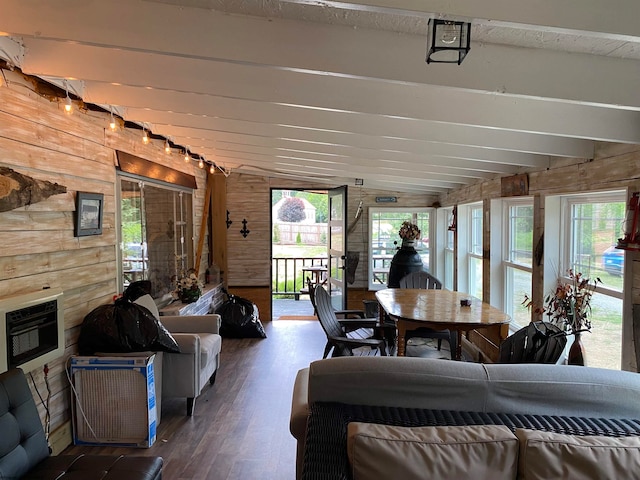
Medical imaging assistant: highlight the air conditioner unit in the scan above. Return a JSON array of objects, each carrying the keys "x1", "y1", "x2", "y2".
[{"x1": 70, "y1": 355, "x2": 158, "y2": 448}]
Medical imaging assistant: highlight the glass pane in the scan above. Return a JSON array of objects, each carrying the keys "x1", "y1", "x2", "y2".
[
  {"x1": 581, "y1": 293, "x2": 622, "y2": 370},
  {"x1": 470, "y1": 206, "x2": 482, "y2": 255},
  {"x1": 506, "y1": 266, "x2": 531, "y2": 326},
  {"x1": 570, "y1": 201, "x2": 625, "y2": 292},
  {"x1": 369, "y1": 209, "x2": 431, "y2": 287},
  {"x1": 330, "y1": 195, "x2": 343, "y2": 221},
  {"x1": 121, "y1": 180, "x2": 147, "y2": 289},
  {"x1": 468, "y1": 256, "x2": 482, "y2": 299},
  {"x1": 120, "y1": 178, "x2": 193, "y2": 299},
  {"x1": 330, "y1": 225, "x2": 343, "y2": 250},
  {"x1": 444, "y1": 250, "x2": 454, "y2": 290},
  {"x1": 509, "y1": 204, "x2": 533, "y2": 266}
]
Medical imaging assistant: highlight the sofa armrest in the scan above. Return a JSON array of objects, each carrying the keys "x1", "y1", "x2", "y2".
[
  {"x1": 170, "y1": 333, "x2": 200, "y2": 355},
  {"x1": 290, "y1": 368, "x2": 310, "y2": 480},
  {"x1": 160, "y1": 314, "x2": 221, "y2": 335}
]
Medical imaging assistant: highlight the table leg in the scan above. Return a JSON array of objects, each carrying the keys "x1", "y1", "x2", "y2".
[
  {"x1": 455, "y1": 330, "x2": 463, "y2": 361},
  {"x1": 397, "y1": 320, "x2": 406, "y2": 356}
]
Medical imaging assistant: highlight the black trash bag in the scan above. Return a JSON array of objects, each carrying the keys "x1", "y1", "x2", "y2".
[
  {"x1": 78, "y1": 297, "x2": 180, "y2": 355},
  {"x1": 122, "y1": 280, "x2": 152, "y2": 302},
  {"x1": 216, "y1": 290, "x2": 267, "y2": 339}
]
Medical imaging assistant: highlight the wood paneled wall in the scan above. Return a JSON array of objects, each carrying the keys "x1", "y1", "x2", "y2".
[{"x1": 0, "y1": 76, "x2": 209, "y2": 445}]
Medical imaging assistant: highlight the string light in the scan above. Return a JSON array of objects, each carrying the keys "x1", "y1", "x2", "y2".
[
  {"x1": 184, "y1": 147, "x2": 190, "y2": 163},
  {"x1": 64, "y1": 80, "x2": 73, "y2": 114},
  {"x1": 109, "y1": 108, "x2": 117, "y2": 131},
  {"x1": 164, "y1": 138, "x2": 171, "y2": 154},
  {"x1": 198, "y1": 156, "x2": 204, "y2": 169},
  {"x1": 142, "y1": 129, "x2": 149, "y2": 144},
  {"x1": 209, "y1": 163, "x2": 215, "y2": 174}
]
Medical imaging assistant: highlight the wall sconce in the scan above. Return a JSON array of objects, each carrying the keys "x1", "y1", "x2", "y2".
[{"x1": 426, "y1": 19, "x2": 471, "y2": 65}]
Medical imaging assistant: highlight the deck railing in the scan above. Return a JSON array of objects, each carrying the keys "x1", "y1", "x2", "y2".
[{"x1": 272, "y1": 256, "x2": 327, "y2": 299}]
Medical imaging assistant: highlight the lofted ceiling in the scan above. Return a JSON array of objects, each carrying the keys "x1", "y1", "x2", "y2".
[{"x1": 1, "y1": 0, "x2": 639, "y2": 194}]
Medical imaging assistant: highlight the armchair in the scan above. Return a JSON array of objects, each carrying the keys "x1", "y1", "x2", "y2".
[
  {"x1": 313, "y1": 285, "x2": 387, "y2": 357},
  {"x1": 160, "y1": 314, "x2": 222, "y2": 416},
  {"x1": 132, "y1": 293, "x2": 222, "y2": 416}
]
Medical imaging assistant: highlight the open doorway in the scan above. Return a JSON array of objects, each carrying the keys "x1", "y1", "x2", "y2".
[{"x1": 271, "y1": 189, "x2": 328, "y2": 320}]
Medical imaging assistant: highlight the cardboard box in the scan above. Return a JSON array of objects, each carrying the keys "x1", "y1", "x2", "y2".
[{"x1": 70, "y1": 355, "x2": 157, "y2": 448}]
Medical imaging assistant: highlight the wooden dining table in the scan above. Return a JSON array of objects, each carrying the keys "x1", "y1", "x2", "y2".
[{"x1": 375, "y1": 288, "x2": 511, "y2": 360}]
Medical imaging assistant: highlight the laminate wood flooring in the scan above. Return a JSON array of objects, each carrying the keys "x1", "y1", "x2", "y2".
[{"x1": 63, "y1": 320, "x2": 327, "y2": 480}]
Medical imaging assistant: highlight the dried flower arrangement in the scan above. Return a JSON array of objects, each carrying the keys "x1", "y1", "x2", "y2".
[{"x1": 398, "y1": 221, "x2": 421, "y2": 241}]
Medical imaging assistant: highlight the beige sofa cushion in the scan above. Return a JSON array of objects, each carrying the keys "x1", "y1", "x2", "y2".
[
  {"x1": 347, "y1": 422, "x2": 518, "y2": 480},
  {"x1": 516, "y1": 428, "x2": 640, "y2": 480}
]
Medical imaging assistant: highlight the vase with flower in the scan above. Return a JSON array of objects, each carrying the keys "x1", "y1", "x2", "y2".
[
  {"x1": 387, "y1": 221, "x2": 424, "y2": 287},
  {"x1": 524, "y1": 269, "x2": 601, "y2": 366},
  {"x1": 173, "y1": 268, "x2": 203, "y2": 304}
]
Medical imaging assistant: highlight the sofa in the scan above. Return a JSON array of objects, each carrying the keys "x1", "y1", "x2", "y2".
[
  {"x1": 0, "y1": 367, "x2": 163, "y2": 479},
  {"x1": 290, "y1": 357, "x2": 640, "y2": 480}
]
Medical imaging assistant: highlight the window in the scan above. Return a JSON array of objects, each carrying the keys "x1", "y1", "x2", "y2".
[
  {"x1": 468, "y1": 204, "x2": 483, "y2": 299},
  {"x1": 560, "y1": 192, "x2": 625, "y2": 370},
  {"x1": 504, "y1": 200, "x2": 533, "y2": 326},
  {"x1": 368, "y1": 207, "x2": 432, "y2": 290},
  {"x1": 443, "y1": 208, "x2": 455, "y2": 291},
  {"x1": 118, "y1": 176, "x2": 194, "y2": 299}
]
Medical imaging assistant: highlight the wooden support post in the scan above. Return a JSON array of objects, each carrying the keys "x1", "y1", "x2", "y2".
[{"x1": 194, "y1": 171, "x2": 215, "y2": 273}]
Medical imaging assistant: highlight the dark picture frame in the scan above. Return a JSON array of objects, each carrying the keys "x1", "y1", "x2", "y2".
[{"x1": 74, "y1": 192, "x2": 104, "y2": 237}]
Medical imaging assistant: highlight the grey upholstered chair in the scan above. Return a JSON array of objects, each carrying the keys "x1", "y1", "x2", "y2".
[{"x1": 398, "y1": 270, "x2": 457, "y2": 359}]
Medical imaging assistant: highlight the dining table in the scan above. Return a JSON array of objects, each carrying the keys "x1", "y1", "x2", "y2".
[{"x1": 375, "y1": 288, "x2": 511, "y2": 360}]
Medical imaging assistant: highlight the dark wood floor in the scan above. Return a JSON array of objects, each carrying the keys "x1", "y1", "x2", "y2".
[{"x1": 63, "y1": 320, "x2": 327, "y2": 479}]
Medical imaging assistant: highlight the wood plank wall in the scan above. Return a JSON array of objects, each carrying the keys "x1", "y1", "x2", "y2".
[{"x1": 0, "y1": 75, "x2": 209, "y2": 445}]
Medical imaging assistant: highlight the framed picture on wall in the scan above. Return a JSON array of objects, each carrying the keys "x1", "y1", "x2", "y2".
[{"x1": 74, "y1": 192, "x2": 104, "y2": 237}]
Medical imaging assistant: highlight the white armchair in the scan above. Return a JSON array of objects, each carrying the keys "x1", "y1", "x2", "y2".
[{"x1": 157, "y1": 314, "x2": 222, "y2": 416}]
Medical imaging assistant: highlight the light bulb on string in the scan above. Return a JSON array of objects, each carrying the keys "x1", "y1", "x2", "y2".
[
  {"x1": 184, "y1": 147, "x2": 190, "y2": 163},
  {"x1": 63, "y1": 81, "x2": 73, "y2": 114},
  {"x1": 198, "y1": 156, "x2": 204, "y2": 169},
  {"x1": 209, "y1": 163, "x2": 215, "y2": 174},
  {"x1": 109, "y1": 108, "x2": 117, "y2": 131},
  {"x1": 164, "y1": 139, "x2": 171, "y2": 154},
  {"x1": 142, "y1": 129, "x2": 149, "y2": 144}
]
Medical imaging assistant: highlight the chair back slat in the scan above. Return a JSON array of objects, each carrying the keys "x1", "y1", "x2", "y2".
[
  {"x1": 498, "y1": 321, "x2": 567, "y2": 364},
  {"x1": 399, "y1": 271, "x2": 442, "y2": 290},
  {"x1": 313, "y1": 285, "x2": 344, "y2": 339}
]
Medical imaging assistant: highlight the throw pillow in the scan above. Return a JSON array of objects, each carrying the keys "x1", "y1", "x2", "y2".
[
  {"x1": 516, "y1": 428, "x2": 640, "y2": 480},
  {"x1": 347, "y1": 422, "x2": 518, "y2": 480}
]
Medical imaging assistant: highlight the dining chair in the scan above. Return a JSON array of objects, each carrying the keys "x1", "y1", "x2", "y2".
[
  {"x1": 398, "y1": 271, "x2": 457, "y2": 359},
  {"x1": 312, "y1": 284, "x2": 387, "y2": 357},
  {"x1": 498, "y1": 321, "x2": 566, "y2": 364}
]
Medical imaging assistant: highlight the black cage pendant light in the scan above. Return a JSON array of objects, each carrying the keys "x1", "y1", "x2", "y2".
[{"x1": 426, "y1": 19, "x2": 471, "y2": 65}]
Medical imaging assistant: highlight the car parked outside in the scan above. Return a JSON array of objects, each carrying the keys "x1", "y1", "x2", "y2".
[{"x1": 602, "y1": 245, "x2": 624, "y2": 276}]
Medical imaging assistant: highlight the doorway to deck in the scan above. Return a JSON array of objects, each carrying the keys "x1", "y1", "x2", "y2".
[{"x1": 271, "y1": 188, "x2": 328, "y2": 320}]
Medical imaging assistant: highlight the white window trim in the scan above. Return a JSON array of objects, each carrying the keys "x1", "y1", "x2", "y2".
[{"x1": 367, "y1": 206, "x2": 434, "y2": 291}]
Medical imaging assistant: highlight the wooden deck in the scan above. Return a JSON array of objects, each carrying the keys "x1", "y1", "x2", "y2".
[{"x1": 63, "y1": 320, "x2": 327, "y2": 480}]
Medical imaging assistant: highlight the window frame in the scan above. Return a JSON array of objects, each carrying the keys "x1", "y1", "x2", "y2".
[
  {"x1": 367, "y1": 206, "x2": 434, "y2": 291},
  {"x1": 502, "y1": 197, "x2": 534, "y2": 326},
  {"x1": 116, "y1": 172, "x2": 195, "y2": 297}
]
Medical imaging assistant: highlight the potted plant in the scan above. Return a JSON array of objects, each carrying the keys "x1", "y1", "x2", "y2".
[
  {"x1": 173, "y1": 268, "x2": 202, "y2": 304},
  {"x1": 524, "y1": 269, "x2": 601, "y2": 365}
]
